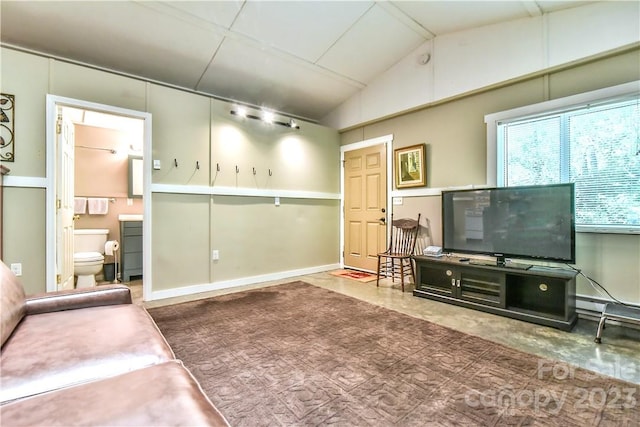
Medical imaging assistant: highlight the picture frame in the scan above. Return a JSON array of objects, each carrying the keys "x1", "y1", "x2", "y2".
[{"x1": 394, "y1": 143, "x2": 426, "y2": 188}]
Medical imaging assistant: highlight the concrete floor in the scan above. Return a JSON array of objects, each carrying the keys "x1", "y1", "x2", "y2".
[{"x1": 125, "y1": 271, "x2": 640, "y2": 385}]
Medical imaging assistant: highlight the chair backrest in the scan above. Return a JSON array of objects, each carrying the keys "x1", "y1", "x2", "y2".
[{"x1": 387, "y1": 214, "x2": 421, "y2": 255}]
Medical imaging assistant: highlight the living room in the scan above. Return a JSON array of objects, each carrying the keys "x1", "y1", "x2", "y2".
[
  {"x1": 1, "y1": 1, "x2": 639, "y2": 424},
  {"x1": 1, "y1": 0, "x2": 637, "y2": 309}
]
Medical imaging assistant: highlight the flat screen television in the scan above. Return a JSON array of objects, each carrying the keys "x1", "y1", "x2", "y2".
[{"x1": 442, "y1": 183, "x2": 575, "y2": 269}]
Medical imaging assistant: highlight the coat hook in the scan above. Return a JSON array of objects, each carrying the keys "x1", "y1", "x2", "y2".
[
  {"x1": 216, "y1": 163, "x2": 220, "y2": 172},
  {"x1": 196, "y1": 161, "x2": 200, "y2": 170},
  {"x1": 269, "y1": 169, "x2": 272, "y2": 176},
  {"x1": 235, "y1": 165, "x2": 239, "y2": 173},
  {"x1": 253, "y1": 167, "x2": 256, "y2": 175},
  {"x1": 174, "y1": 158, "x2": 178, "y2": 167}
]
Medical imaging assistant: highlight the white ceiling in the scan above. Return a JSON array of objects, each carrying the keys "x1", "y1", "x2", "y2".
[{"x1": 0, "y1": 1, "x2": 594, "y2": 122}]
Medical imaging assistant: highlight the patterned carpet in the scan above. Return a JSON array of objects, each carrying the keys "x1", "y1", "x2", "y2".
[{"x1": 149, "y1": 282, "x2": 639, "y2": 426}]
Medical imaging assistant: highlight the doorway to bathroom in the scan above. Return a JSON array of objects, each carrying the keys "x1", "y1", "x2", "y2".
[{"x1": 45, "y1": 95, "x2": 151, "y2": 300}]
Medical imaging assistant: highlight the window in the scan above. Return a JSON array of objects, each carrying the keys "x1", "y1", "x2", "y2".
[{"x1": 486, "y1": 81, "x2": 640, "y2": 234}]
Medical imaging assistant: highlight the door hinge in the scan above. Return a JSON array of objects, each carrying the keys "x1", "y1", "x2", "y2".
[
  {"x1": 56, "y1": 199, "x2": 61, "y2": 209},
  {"x1": 56, "y1": 120, "x2": 62, "y2": 134},
  {"x1": 56, "y1": 274, "x2": 61, "y2": 285}
]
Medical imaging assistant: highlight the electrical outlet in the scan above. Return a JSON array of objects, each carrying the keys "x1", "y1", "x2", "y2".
[
  {"x1": 10, "y1": 263, "x2": 22, "y2": 276},
  {"x1": 212, "y1": 250, "x2": 219, "y2": 261}
]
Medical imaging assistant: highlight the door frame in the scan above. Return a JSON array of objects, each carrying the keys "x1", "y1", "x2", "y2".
[
  {"x1": 339, "y1": 134, "x2": 394, "y2": 267},
  {"x1": 45, "y1": 95, "x2": 152, "y2": 297}
]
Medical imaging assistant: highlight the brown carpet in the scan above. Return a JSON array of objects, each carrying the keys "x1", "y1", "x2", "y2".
[{"x1": 148, "y1": 282, "x2": 639, "y2": 426}]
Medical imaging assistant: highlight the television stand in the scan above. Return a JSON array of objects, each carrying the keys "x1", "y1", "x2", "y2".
[{"x1": 413, "y1": 255, "x2": 577, "y2": 331}]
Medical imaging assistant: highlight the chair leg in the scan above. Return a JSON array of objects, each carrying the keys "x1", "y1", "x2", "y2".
[
  {"x1": 387, "y1": 258, "x2": 396, "y2": 283},
  {"x1": 400, "y1": 259, "x2": 405, "y2": 292},
  {"x1": 595, "y1": 315, "x2": 606, "y2": 344},
  {"x1": 376, "y1": 256, "x2": 381, "y2": 287}
]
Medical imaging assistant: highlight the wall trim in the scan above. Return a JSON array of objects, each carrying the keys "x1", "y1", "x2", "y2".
[
  {"x1": 147, "y1": 263, "x2": 341, "y2": 301},
  {"x1": 150, "y1": 183, "x2": 340, "y2": 200},
  {"x1": 2, "y1": 176, "x2": 47, "y2": 188}
]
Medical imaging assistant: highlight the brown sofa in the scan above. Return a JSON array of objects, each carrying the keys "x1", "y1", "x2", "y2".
[{"x1": 0, "y1": 261, "x2": 228, "y2": 426}]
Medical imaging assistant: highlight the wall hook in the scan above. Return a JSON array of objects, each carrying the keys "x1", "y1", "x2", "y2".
[
  {"x1": 235, "y1": 165, "x2": 239, "y2": 173},
  {"x1": 268, "y1": 169, "x2": 272, "y2": 176},
  {"x1": 216, "y1": 163, "x2": 220, "y2": 172},
  {"x1": 253, "y1": 167, "x2": 256, "y2": 175},
  {"x1": 174, "y1": 158, "x2": 178, "y2": 168},
  {"x1": 196, "y1": 161, "x2": 200, "y2": 170}
]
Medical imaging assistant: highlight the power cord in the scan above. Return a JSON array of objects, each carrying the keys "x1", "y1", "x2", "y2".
[{"x1": 565, "y1": 264, "x2": 634, "y2": 308}]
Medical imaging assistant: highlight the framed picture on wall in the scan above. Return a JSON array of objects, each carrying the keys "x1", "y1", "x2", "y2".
[{"x1": 394, "y1": 144, "x2": 426, "y2": 188}]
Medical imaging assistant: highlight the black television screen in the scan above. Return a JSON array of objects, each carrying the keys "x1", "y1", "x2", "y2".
[{"x1": 442, "y1": 183, "x2": 575, "y2": 266}]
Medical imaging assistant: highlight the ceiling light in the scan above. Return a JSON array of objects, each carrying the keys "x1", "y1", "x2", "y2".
[
  {"x1": 262, "y1": 111, "x2": 274, "y2": 123},
  {"x1": 229, "y1": 108, "x2": 300, "y2": 130}
]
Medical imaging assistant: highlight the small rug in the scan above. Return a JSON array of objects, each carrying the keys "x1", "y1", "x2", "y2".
[
  {"x1": 149, "y1": 282, "x2": 639, "y2": 426},
  {"x1": 329, "y1": 269, "x2": 378, "y2": 283}
]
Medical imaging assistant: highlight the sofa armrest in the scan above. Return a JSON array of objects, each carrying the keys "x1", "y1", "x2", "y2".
[{"x1": 25, "y1": 285, "x2": 132, "y2": 315}]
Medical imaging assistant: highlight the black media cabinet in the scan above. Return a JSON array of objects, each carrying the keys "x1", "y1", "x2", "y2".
[{"x1": 412, "y1": 255, "x2": 578, "y2": 331}]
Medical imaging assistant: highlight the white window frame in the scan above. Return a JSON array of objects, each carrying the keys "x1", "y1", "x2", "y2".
[{"x1": 485, "y1": 80, "x2": 640, "y2": 234}]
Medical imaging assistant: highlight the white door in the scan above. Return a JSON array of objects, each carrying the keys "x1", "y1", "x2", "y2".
[
  {"x1": 56, "y1": 110, "x2": 75, "y2": 290},
  {"x1": 343, "y1": 144, "x2": 387, "y2": 272}
]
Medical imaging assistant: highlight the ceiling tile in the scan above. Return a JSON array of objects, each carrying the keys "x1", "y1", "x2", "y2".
[
  {"x1": 198, "y1": 37, "x2": 361, "y2": 119},
  {"x1": 391, "y1": 1, "x2": 530, "y2": 35},
  {"x1": 317, "y1": 4, "x2": 426, "y2": 83},
  {"x1": 1, "y1": 1, "x2": 222, "y2": 88},
  {"x1": 161, "y1": 0, "x2": 244, "y2": 29},
  {"x1": 230, "y1": 1, "x2": 373, "y2": 63},
  {"x1": 536, "y1": 1, "x2": 597, "y2": 13}
]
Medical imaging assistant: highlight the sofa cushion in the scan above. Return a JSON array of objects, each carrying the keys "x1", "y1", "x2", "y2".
[
  {"x1": 0, "y1": 304, "x2": 175, "y2": 403},
  {"x1": 0, "y1": 261, "x2": 26, "y2": 348},
  {"x1": 0, "y1": 360, "x2": 229, "y2": 426}
]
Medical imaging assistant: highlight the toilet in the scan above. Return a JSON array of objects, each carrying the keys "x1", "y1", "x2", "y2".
[{"x1": 73, "y1": 228, "x2": 109, "y2": 288}]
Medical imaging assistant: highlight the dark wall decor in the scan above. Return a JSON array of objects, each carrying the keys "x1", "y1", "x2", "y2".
[{"x1": 1, "y1": 93, "x2": 15, "y2": 162}]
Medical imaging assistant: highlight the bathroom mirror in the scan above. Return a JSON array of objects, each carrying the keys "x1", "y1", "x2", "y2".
[{"x1": 128, "y1": 155, "x2": 143, "y2": 198}]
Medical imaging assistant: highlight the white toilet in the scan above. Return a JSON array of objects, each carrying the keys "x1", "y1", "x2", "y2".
[{"x1": 73, "y1": 228, "x2": 109, "y2": 288}]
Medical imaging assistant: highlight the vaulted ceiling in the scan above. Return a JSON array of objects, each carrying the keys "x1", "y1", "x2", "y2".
[{"x1": 0, "y1": 1, "x2": 594, "y2": 122}]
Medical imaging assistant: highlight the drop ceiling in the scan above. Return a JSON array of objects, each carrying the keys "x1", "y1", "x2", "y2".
[{"x1": 0, "y1": 1, "x2": 595, "y2": 123}]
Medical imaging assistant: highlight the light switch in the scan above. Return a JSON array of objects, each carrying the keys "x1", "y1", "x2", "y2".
[
  {"x1": 153, "y1": 159, "x2": 161, "y2": 170},
  {"x1": 275, "y1": 197, "x2": 280, "y2": 207}
]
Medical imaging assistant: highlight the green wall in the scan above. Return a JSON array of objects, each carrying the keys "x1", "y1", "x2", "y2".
[
  {"x1": 1, "y1": 47, "x2": 340, "y2": 297},
  {"x1": 341, "y1": 48, "x2": 640, "y2": 304}
]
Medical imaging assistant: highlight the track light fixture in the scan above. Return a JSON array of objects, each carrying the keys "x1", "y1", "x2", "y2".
[{"x1": 230, "y1": 107, "x2": 300, "y2": 129}]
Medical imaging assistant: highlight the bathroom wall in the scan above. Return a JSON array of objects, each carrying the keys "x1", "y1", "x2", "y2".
[{"x1": 74, "y1": 124, "x2": 143, "y2": 267}]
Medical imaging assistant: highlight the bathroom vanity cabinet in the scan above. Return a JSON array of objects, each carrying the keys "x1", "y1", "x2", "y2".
[{"x1": 120, "y1": 220, "x2": 142, "y2": 282}]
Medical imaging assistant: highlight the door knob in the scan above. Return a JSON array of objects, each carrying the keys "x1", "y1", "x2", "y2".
[{"x1": 379, "y1": 217, "x2": 386, "y2": 223}]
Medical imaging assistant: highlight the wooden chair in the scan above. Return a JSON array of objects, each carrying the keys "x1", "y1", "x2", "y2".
[{"x1": 376, "y1": 214, "x2": 421, "y2": 292}]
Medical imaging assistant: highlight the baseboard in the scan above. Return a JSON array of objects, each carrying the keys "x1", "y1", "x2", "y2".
[{"x1": 147, "y1": 263, "x2": 340, "y2": 301}]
